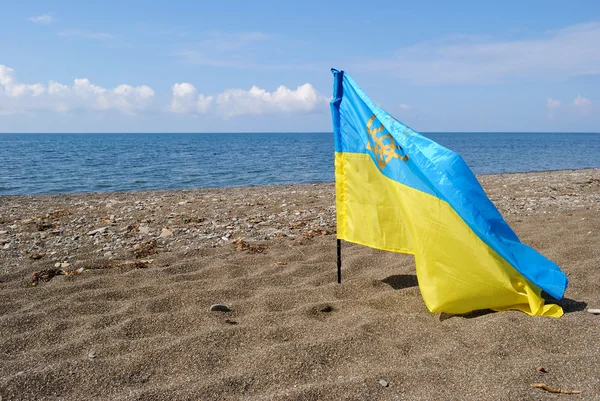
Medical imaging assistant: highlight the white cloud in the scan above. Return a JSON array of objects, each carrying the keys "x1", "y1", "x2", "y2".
[
  {"x1": 168, "y1": 83, "x2": 203, "y2": 114},
  {"x1": 58, "y1": 30, "x2": 115, "y2": 40},
  {"x1": 573, "y1": 94, "x2": 591, "y2": 108},
  {"x1": 546, "y1": 98, "x2": 561, "y2": 110},
  {"x1": 48, "y1": 81, "x2": 70, "y2": 95},
  {"x1": 0, "y1": 64, "x2": 154, "y2": 115},
  {"x1": 172, "y1": 82, "x2": 196, "y2": 97},
  {"x1": 216, "y1": 84, "x2": 325, "y2": 116},
  {"x1": 0, "y1": 65, "x2": 16, "y2": 86},
  {"x1": 197, "y1": 94, "x2": 213, "y2": 113},
  {"x1": 73, "y1": 78, "x2": 107, "y2": 97},
  {"x1": 358, "y1": 22, "x2": 600, "y2": 84},
  {"x1": 167, "y1": 82, "x2": 328, "y2": 116},
  {"x1": 398, "y1": 104, "x2": 411, "y2": 110},
  {"x1": 27, "y1": 14, "x2": 54, "y2": 24},
  {"x1": 1, "y1": 65, "x2": 326, "y2": 118},
  {"x1": 0, "y1": 66, "x2": 45, "y2": 98},
  {"x1": 546, "y1": 95, "x2": 594, "y2": 119},
  {"x1": 546, "y1": 97, "x2": 561, "y2": 119}
]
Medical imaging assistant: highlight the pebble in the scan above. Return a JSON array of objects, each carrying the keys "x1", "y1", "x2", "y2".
[
  {"x1": 60, "y1": 262, "x2": 70, "y2": 268},
  {"x1": 587, "y1": 308, "x2": 600, "y2": 314},
  {"x1": 139, "y1": 226, "x2": 150, "y2": 234},
  {"x1": 87, "y1": 350, "x2": 97, "y2": 359},
  {"x1": 210, "y1": 304, "x2": 231, "y2": 312},
  {"x1": 54, "y1": 262, "x2": 61, "y2": 268},
  {"x1": 379, "y1": 379, "x2": 389, "y2": 387},
  {"x1": 87, "y1": 226, "x2": 108, "y2": 236},
  {"x1": 3, "y1": 243, "x2": 11, "y2": 250},
  {"x1": 160, "y1": 228, "x2": 173, "y2": 238},
  {"x1": 0, "y1": 230, "x2": 7, "y2": 235}
]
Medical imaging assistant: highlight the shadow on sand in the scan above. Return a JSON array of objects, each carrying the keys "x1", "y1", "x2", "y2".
[
  {"x1": 438, "y1": 297, "x2": 586, "y2": 321},
  {"x1": 543, "y1": 293, "x2": 587, "y2": 314},
  {"x1": 381, "y1": 274, "x2": 586, "y2": 319},
  {"x1": 381, "y1": 274, "x2": 419, "y2": 290}
]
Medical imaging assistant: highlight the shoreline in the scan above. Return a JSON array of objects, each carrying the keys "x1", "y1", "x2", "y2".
[
  {"x1": 2, "y1": 167, "x2": 599, "y2": 199},
  {"x1": 1, "y1": 168, "x2": 599, "y2": 399}
]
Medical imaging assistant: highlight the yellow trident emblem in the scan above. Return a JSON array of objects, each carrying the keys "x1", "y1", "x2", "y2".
[{"x1": 366, "y1": 114, "x2": 409, "y2": 169}]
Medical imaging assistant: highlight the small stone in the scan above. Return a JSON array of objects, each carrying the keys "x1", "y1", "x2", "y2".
[
  {"x1": 87, "y1": 350, "x2": 97, "y2": 359},
  {"x1": 210, "y1": 304, "x2": 231, "y2": 312},
  {"x1": 178, "y1": 201, "x2": 187, "y2": 206},
  {"x1": 587, "y1": 308, "x2": 600, "y2": 314},
  {"x1": 139, "y1": 226, "x2": 150, "y2": 234},
  {"x1": 2, "y1": 243, "x2": 10, "y2": 250},
  {"x1": 104, "y1": 251, "x2": 112, "y2": 258},
  {"x1": 8, "y1": 224, "x2": 17, "y2": 229},
  {"x1": 536, "y1": 366, "x2": 547, "y2": 373},
  {"x1": 87, "y1": 227, "x2": 108, "y2": 236},
  {"x1": 0, "y1": 230, "x2": 8, "y2": 235},
  {"x1": 60, "y1": 262, "x2": 70, "y2": 269},
  {"x1": 54, "y1": 262, "x2": 61, "y2": 268},
  {"x1": 160, "y1": 228, "x2": 173, "y2": 238},
  {"x1": 29, "y1": 253, "x2": 45, "y2": 260},
  {"x1": 379, "y1": 379, "x2": 389, "y2": 387}
]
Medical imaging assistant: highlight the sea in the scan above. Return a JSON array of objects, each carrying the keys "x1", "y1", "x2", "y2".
[{"x1": 1, "y1": 132, "x2": 599, "y2": 196}]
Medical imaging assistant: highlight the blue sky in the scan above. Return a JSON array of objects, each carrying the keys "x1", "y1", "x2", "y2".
[{"x1": 1, "y1": 0, "x2": 599, "y2": 133}]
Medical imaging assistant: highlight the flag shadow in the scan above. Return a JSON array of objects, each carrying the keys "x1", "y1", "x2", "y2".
[
  {"x1": 439, "y1": 309, "x2": 496, "y2": 321},
  {"x1": 380, "y1": 275, "x2": 586, "y2": 318},
  {"x1": 381, "y1": 274, "x2": 418, "y2": 290},
  {"x1": 438, "y1": 296, "x2": 586, "y2": 321},
  {"x1": 542, "y1": 292, "x2": 587, "y2": 314}
]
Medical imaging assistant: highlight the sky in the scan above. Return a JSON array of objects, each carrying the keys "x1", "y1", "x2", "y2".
[{"x1": 1, "y1": 0, "x2": 600, "y2": 133}]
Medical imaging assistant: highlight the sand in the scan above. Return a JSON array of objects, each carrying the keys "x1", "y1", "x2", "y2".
[{"x1": 1, "y1": 169, "x2": 599, "y2": 400}]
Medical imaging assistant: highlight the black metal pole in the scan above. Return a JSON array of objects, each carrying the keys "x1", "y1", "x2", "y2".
[{"x1": 337, "y1": 239, "x2": 342, "y2": 284}]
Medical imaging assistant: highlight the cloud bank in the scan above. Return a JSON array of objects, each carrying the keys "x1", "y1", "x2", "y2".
[
  {"x1": 0, "y1": 65, "x2": 327, "y2": 117},
  {"x1": 168, "y1": 82, "x2": 328, "y2": 116},
  {"x1": 0, "y1": 65, "x2": 154, "y2": 115}
]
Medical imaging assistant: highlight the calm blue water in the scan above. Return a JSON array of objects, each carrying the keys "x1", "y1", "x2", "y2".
[{"x1": 1, "y1": 132, "x2": 599, "y2": 195}]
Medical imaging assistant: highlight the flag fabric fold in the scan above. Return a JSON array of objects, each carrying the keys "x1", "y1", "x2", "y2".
[{"x1": 330, "y1": 69, "x2": 568, "y2": 317}]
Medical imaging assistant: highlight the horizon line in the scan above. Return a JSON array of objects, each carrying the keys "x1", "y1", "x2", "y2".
[{"x1": 1, "y1": 131, "x2": 599, "y2": 135}]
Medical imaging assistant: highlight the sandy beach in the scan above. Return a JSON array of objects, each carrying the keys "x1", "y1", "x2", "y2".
[{"x1": 1, "y1": 169, "x2": 599, "y2": 400}]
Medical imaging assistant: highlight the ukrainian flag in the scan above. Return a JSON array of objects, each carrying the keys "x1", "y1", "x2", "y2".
[{"x1": 331, "y1": 69, "x2": 568, "y2": 317}]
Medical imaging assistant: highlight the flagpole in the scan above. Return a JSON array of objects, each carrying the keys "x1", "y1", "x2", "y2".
[
  {"x1": 337, "y1": 238, "x2": 342, "y2": 284},
  {"x1": 331, "y1": 68, "x2": 344, "y2": 285}
]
